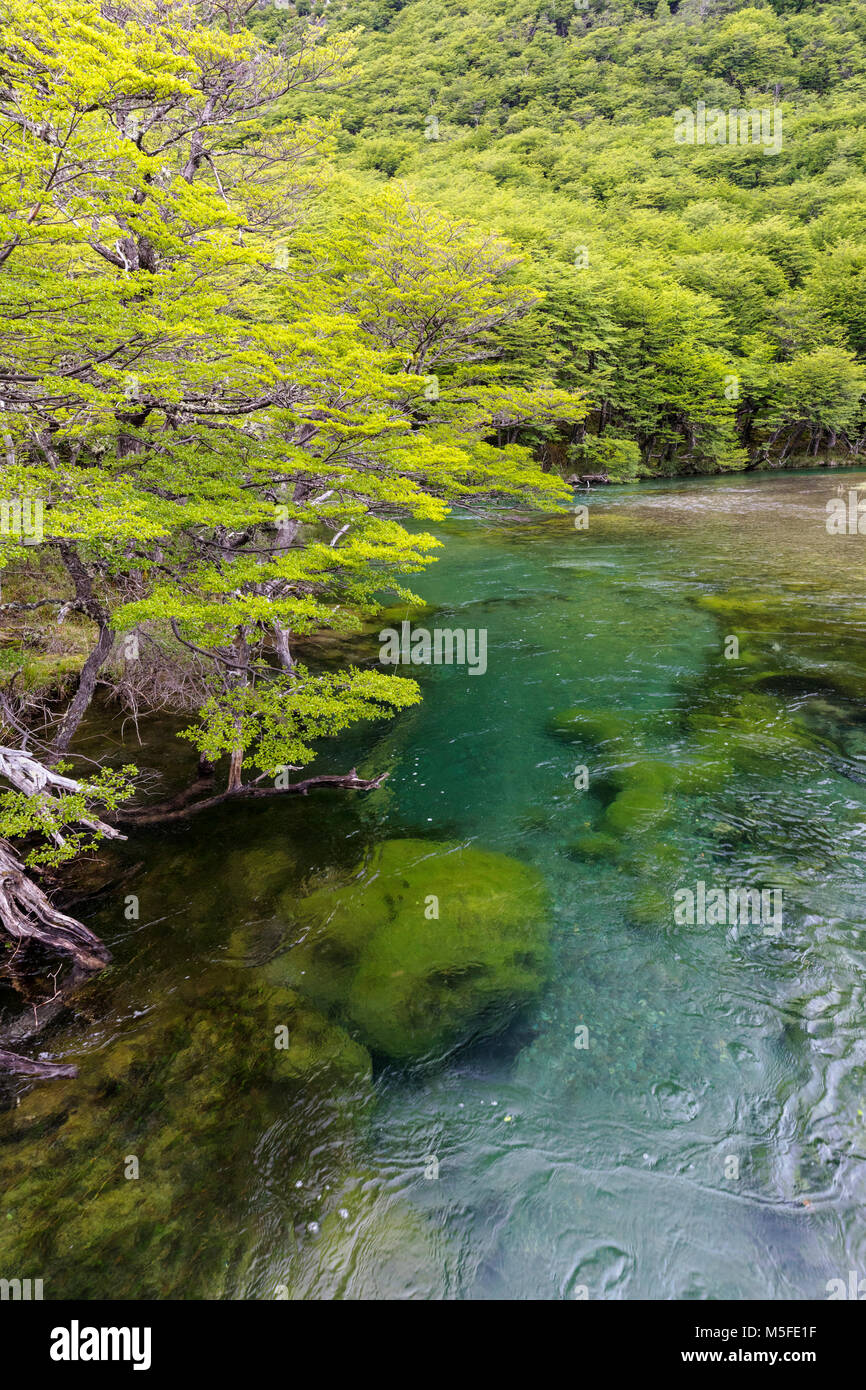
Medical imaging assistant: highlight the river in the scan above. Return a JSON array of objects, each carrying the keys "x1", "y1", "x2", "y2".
[{"x1": 2, "y1": 467, "x2": 865, "y2": 1300}]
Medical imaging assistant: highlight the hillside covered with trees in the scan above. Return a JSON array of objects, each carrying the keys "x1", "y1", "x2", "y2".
[{"x1": 262, "y1": 0, "x2": 866, "y2": 480}]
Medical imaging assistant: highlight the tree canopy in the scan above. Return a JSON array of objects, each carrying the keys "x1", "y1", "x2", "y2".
[{"x1": 262, "y1": 0, "x2": 866, "y2": 477}]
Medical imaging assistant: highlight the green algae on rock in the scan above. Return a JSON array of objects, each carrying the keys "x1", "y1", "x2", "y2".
[
  {"x1": 272, "y1": 839, "x2": 551, "y2": 1062},
  {"x1": 694, "y1": 588, "x2": 866, "y2": 706},
  {"x1": 603, "y1": 780, "x2": 671, "y2": 836},
  {"x1": 547, "y1": 707, "x2": 632, "y2": 745},
  {"x1": 568, "y1": 831, "x2": 621, "y2": 860}
]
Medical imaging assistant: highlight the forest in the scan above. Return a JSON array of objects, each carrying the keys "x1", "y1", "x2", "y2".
[
  {"x1": 267, "y1": 0, "x2": 866, "y2": 479},
  {"x1": 1, "y1": 0, "x2": 865, "y2": 1316}
]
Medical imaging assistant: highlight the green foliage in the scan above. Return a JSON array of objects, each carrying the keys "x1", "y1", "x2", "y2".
[
  {"x1": 0, "y1": 765, "x2": 137, "y2": 867},
  {"x1": 0, "y1": 0, "x2": 578, "y2": 838},
  {"x1": 568, "y1": 433, "x2": 642, "y2": 482},
  {"x1": 179, "y1": 666, "x2": 422, "y2": 771},
  {"x1": 3, "y1": 0, "x2": 866, "y2": 867},
  {"x1": 275, "y1": 0, "x2": 866, "y2": 475}
]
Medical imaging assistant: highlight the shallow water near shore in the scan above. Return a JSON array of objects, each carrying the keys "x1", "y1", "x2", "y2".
[{"x1": 2, "y1": 467, "x2": 866, "y2": 1300}]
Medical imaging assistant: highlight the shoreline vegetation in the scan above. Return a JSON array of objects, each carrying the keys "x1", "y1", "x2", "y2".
[{"x1": 1, "y1": 0, "x2": 865, "y2": 1077}]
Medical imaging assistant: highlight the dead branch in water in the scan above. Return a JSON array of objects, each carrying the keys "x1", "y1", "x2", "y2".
[
  {"x1": 115, "y1": 767, "x2": 390, "y2": 825},
  {"x1": 0, "y1": 1048, "x2": 77, "y2": 1079},
  {"x1": 0, "y1": 958, "x2": 93, "y2": 1081}
]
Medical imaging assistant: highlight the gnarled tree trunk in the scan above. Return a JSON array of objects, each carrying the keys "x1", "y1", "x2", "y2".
[
  {"x1": 0, "y1": 838, "x2": 111, "y2": 973},
  {"x1": 0, "y1": 746, "x2": 122, "y2": 970},
  {"x1": 50, "y1": 541, "x2": 115, "y2": 755}
]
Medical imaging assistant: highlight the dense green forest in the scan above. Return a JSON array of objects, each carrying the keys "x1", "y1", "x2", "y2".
[
  {"x1": 0, "y1": 0, "x2": 578, "y2": 975},
  {"x1": 0, "y1": 0, "x2": 864, "y2": 1024},
  {"x1": 260, "y1": 0, "x2": 866, "y2": 479}
]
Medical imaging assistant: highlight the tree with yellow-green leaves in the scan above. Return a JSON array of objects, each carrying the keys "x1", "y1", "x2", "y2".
[{"x1": 0, "y1": 0, "x2": 583, "y2": 982}]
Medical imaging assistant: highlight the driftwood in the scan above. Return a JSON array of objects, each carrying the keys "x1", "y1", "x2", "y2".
[{"x1": 115, "y1": 767, "x2": 390, "y2": 826}]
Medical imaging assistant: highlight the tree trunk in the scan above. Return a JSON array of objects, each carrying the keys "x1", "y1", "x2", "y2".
[
  {"x1": 52, "y1": 542, "x2": 115, "y2": 755},
  {"x1": 227, "y1": 745, "x2": 244, "y2": 792},
  {"x1": 271, "y1": 621, "x2": 295, "y2": 673},
  {"x1": 51, "y1": 620, "x2": 115, "y2": 754},
  {"x1": 779, "y1": 421, "x2": 807, "y2": 463},
  {"x1": 0, "y1": 839, "x2": 111, "y2": 972}
]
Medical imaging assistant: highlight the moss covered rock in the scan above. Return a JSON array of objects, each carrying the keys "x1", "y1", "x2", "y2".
[
  {"x1": 272, "y1": 839, "x2": 551, "y2": 1062},
  {"x1": 547, "y1": 706, "x2": 631, "y2": 745},
  {"x1": 603, "y1": 782, "x2": 670, "y2": 835},
  {"x1": 568, "y1": 831, "x2": 621, "y2": 860}
]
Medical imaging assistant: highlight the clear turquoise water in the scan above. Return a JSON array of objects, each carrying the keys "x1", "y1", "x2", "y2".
[{"x1": 3, "y1": 467, "x2": 866, "y2": 1299}]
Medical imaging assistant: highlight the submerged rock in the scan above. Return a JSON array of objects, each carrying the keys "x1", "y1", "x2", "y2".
[
  {"x1": 568, "y1": 831, "x2": 621, "y2": 860},
  {"x1": 273, "y1": 839, "x2": 551, "y2": 1063},
  {"x1": 600, "y1": 759, "x2": 679, "y2": 836},
  {"x1": 270, "y1": 1178, "x2": 451, "y2": 1300},
  {"x1": 547, "y1": 707, "x2": 632, "y2": 745}
]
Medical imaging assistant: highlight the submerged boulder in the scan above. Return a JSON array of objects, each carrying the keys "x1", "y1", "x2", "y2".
[
  {"x1": 568, "y1": 830, "x2": 621, "y2": 860},
  {"x1": 602, "y1": 760, "x2": 676, "y2": 836},
  {"x1": 547, "y1": 706, "x2": 631, "y2": 745},
  {"x1": 273, "y1": 1177, "x2": 451, "y2": 1300},
  {"x1": 273, "y1": 839, "x2": 551, "y2": 1062}
]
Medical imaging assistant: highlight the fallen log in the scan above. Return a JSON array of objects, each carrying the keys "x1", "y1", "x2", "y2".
[{"x1": 567, "y1": 473, "x2": 611, "y2": 486}]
